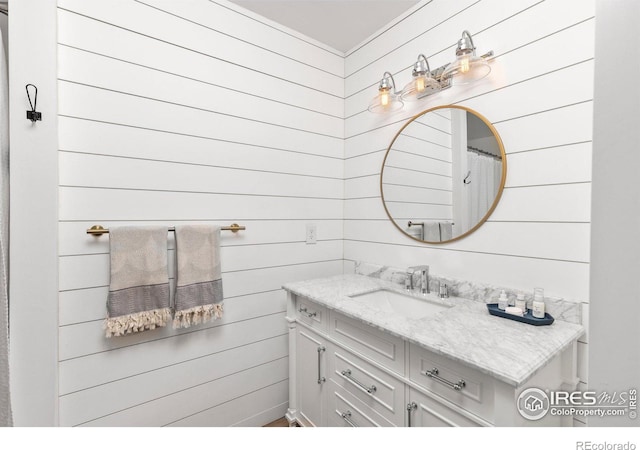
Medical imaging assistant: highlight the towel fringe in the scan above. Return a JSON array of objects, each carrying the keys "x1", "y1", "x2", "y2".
[
  {"x1": 173, "y1": 303, "x2": 223, "y2": 329},
  {"x1": 104, "y1": 307, "x2": 172, "y2": 338}
]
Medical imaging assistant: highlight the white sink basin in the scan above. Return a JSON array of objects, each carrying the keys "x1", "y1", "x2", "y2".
[{"x1": 349, "y1": 289, "x2": 451, "y2": 319}]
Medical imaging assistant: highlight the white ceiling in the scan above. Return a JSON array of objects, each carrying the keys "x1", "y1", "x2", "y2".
[{"x1": 229, "y1": 0, "x2": 421, "y2": 53}]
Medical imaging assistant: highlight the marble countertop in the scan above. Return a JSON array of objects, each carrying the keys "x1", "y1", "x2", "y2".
[{"x1": 283, "y1": 274, "x2": 585, "y2": 387}]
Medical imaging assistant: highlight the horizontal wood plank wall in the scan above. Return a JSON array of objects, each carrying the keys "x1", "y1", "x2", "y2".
[
  {"x1": 344, "y1": 0, "x2": 594, "y2": 421},
  {"x1": 57, "y1": 0, "x2": 344, "y2": 427}
]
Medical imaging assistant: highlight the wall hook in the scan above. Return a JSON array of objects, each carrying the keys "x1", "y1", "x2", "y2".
[
  {"x1": 25, "y1": 84, "x2": 42, "y2": 122},
  {"x1": 463, "y1": 171, "x2": 471, "y2": 184}
]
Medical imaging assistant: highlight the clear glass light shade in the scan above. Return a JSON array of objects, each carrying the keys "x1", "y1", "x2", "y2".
[
  {"x1": 443, "y1": 53, "x2": 491, "y2": 85},
  {"x1": 401, "y1": 74, "x2": 440, "y2": 101},
  {"x1": 368, "y1": 89, "x2": 404, "y2": 113}
]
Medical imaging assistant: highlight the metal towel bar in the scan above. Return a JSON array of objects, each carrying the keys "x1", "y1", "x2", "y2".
[{"x1": 87, "y1": 224, "x2": 245, "y2": 236}]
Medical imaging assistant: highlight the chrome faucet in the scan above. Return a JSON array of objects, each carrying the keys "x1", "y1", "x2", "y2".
[{"x1": 406, "y1": 265, "x2": 430, "y2": 295}]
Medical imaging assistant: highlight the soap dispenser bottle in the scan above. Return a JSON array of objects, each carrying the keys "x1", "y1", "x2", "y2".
[
  {"x1": 498, "y1": 290, "x2": 508, "y2": 311},
  {"x1": 515, "y1": 293, "x2": 527, "y2": 314},
  {"x1": 532, "y1": 288, "x2": 546, "y2": 319}
]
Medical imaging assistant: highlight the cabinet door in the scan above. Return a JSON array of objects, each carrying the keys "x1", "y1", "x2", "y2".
[
  {"x1": 407, "y1": 388, "x2": 482, "y2": 427},
  {"x1": 296, "y1": 327, "x2": 328, "y2": 427}
]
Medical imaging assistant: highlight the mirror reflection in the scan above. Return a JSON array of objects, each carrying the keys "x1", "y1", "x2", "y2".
[{"x1": 381, "y1": 105, "x2": 506, "y2": 243}]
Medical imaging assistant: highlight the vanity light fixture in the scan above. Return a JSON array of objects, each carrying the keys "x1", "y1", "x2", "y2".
[
  {"x1": 368, "y1": 71, "x2": 404, "y2": 114},
  {"x1": 368, "y1": 30, "x2": 493, "y2": 113},
  {"x1": 400, "y1": 54, "x2": 442, "y2": 101},
  {"x1": 442, "y1": 30, "x2": 494, "y2": 85}
]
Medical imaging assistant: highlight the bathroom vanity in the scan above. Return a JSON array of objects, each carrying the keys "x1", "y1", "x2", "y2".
[{"x1": 283, "y1": 275, "x2": 584, "y2": 427}]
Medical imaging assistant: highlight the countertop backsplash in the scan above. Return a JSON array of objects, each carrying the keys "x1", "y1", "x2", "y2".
[{"x1": 354, "y1": 261, "x2": 582, "y2": 325}]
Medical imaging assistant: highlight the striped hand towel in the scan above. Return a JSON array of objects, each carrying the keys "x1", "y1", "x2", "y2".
[
  {"x1": 173, "y1": 225, "x2": 224, "y2": 329},
  {"x1": 104, "y1": 226, "x2": 171, "y2": 338}
]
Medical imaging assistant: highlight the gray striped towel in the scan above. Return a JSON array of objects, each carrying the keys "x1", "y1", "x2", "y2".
[
  {"x1": 173, "y1": 225, "x2": 224, "y2": 329},
  {"x1": 105, "y1": 226, "x2": 171, "y2": 338}
]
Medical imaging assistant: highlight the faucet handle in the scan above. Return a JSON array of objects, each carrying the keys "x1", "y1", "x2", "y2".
[
  {"x1": 406, "y1": 265, "x2": 430, "y2": 293},
  {"x1": 404, "y1": 267, "x2": 416, "y2": 291}
]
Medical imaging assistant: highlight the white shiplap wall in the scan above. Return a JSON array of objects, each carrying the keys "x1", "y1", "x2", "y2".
[
  {"x1": 344, "y1": 0, "x2": 594, "y2": 425},
  {"x1": 57, "y1": 0, "x2": 344, "y2": 426}
]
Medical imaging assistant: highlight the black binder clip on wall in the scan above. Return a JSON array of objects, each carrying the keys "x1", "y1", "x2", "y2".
[{"x1": 26, "y1": 84, "x2": 42, "y2": 122}]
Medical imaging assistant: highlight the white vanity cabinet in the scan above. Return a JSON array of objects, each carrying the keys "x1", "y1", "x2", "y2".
[{"x1": 286, "y1": 291, "x2": 579, "y2": 428}]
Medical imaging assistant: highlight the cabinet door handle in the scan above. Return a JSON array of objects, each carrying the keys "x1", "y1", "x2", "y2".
[
  {"x1": 298, "y1": 306, "x2": 317, "y2": 318},
  {"x1": 406, "y1": 402, "x2": 417, "y2": 427},
  {"x1": 341, "y1": 369, "x2": 377, "y2": 394},
  {"x1": 422, "y1": 367, "x2": 466, "y2": 391},
  {"x1": 339, "y1": 410, "x2": 357, "y2": 427},
  {"x1": 317, "y1": 346, "x2": 326, "y2": 384}
]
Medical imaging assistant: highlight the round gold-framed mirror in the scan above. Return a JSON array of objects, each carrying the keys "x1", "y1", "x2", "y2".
[{"x1": 380, "y1": 105, "x2": 507, "y2": 244}]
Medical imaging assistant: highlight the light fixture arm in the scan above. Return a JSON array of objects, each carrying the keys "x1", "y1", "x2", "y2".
[
  {"x1": 413, "y1": 54, "x2": 431, "y2": 76},
  {"x1": 379, "y1": 71, "x2": 400, "y2": 94},
  {"x1": 458, "y1": 30, "x2": 476, "y2": 55},
  {"x1": 456, "y1": 30, "x2": 494, "y2": 60}
]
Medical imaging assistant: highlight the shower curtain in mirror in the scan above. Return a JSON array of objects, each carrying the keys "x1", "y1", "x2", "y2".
[
  {"x1": 0, "y1": 31, "x2": 11, "y2": 427},
  {"x1": 467, "y1": 151, "x2": 501, "y2": 226}
]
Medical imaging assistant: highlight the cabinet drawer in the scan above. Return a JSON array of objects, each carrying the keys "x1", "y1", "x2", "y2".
[
  {"x1": 327, "y1": 380, "x2": 395, "y2": 427},
  {"x1": 409, "y1": 344, "x2": 494, "y2": 422},
  {"x1": 329, "y1": 311, "x2": 405, "y2": 374},
  {"x1": 409, "y1": 388, "x2": 482, "y2": 427},
  {"x1": 329, "y1": 347, "x2": 405, "y2": 426},
  {"x1": 296, "y1": 297, "x2": 327, "y2": 333}
]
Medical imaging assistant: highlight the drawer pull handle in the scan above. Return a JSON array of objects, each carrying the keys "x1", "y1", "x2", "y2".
[
  {"x1": 407, "y1": 402, "x2": 417, "y2": 427},
  {"x1": 298, "y1": 307, "x2": 317, "y2": 318},
  {"x1": 317, "y1": 346, "x2": 326, "y2": 384},
  {"x1": 341, "y1": 369, "x2": 377, "y2": 394},
  {"x1": 422, "y1": 368, "x2": 466, "y2": 391},
  {"x1": 339, "y1": 410, "x2": 357, "y2": 427}
]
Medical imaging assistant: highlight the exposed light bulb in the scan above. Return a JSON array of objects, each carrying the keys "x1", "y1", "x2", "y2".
[
  {"x1": 380, "y1": 90, "x2": 390, "y2": 107},
  {"x1": 416, "y1": 77, "x2": 426, "y2": 92},
  {"x1": 460, "y1": 56, "x2": 470, "y2": 73}
]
